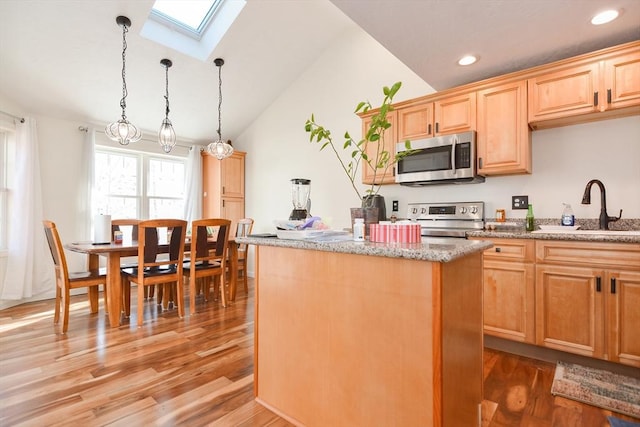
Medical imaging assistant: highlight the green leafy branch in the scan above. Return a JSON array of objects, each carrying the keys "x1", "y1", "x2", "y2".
[{"x1": 304, "y1": 82, "x2": 414, "y2": 205}]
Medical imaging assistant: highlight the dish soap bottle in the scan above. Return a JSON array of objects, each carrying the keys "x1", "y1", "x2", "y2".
[
  {"x1": 561, "y1": 203, "x2": 575, "y2": 226},
  {"x1": 525, "y1": 204, "x2": 535, "y2": 231}
]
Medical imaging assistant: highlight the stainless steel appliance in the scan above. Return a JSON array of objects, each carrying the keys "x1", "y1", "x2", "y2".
[
  {"x1": 395, "y1": 131, "x2": 484, "y2": 186},
  {"x1": 407, "y1": 201, "x2": 485, "y2": 238}
]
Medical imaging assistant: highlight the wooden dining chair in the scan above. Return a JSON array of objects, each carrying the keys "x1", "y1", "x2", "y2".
[
  {"x1": 184, "y1": 218, "x2": 231, "y2": 315},
  {"x1": 111, "y1": 219, "x2": 140, "y2": 242},
  {"x1": 232, "y1": 218, "x2": 254, "y2": 295},
  {"x1": 43, "y1": 220, "x2": 108, "y2": 333},
  {"x1": 121, "y1": 219, "x2": 187, "y2": 327}
]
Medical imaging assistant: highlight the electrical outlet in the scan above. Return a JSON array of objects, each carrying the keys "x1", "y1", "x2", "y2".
[
  {"x1": 512, "y1": 195, "x2": 529, "y2": 210},
  {"x1": 392, "y1": 200, "x2": 399, "y2": 212}
]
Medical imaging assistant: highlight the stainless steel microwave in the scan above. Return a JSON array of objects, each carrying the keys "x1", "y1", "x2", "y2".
[{"x1": 395, "y1": 131, "x2": 485, "y2": 186}]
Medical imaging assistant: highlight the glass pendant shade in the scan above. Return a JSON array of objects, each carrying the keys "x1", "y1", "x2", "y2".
[
  {"x1": 158, "y1": 58, "x2": 176, "y2": 153},
  {"x1": 158, "y1": 118, "x2": 176, "y2": 153},
  {"x1": 106, "y1": 119, "x2": 142, "y2": 145},
  {"x1": 207, "y1": 138, "x2": 234, "y2": 160},
  {"x1": 206, "y1": 57, "x2": 233, "y2": 160},
  {"x1": 106, "y1": 16, "x2": 142, "y2": 146}
]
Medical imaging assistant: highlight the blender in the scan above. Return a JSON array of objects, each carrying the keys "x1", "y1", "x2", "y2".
[{"x1": 289, "y1": 178, "x2": 311, "y2": 220}]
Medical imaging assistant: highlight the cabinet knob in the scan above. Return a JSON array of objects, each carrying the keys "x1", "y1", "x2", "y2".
[
  {"x1": 593, "y1": 91, "x2": 599, "y2": 106},
  {"x1": 607, "y1": 88, "x2": 612, "y2": 104},
  {"x1": 596, "y1": 276, "x2": 601, "y2": 292},
  {"x1": 495, "y1": 247, "x2": 501, "y2": 253},
  {"x1": 611, "y1": 277, "x2": 616, "y2": 294}
]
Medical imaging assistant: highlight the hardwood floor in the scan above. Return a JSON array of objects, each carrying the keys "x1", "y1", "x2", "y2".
[{"x1": 1, "y1": 279, "x2": 638, "y2": 426}]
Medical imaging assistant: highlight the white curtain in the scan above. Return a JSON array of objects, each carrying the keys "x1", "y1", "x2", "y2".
[
  {"x1": 1, "y1": 117, "x2": 53, "y2": 299},
  {"x1": 183, "y1": 146, "x2": 202, "y2": 222},
  {"x1": 78, "y1": 128, "x2": 95, "y2": 240}
]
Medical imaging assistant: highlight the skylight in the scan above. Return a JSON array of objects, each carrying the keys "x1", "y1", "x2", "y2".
[
  {"x1": 142, "y1": 0, "x2": 246, "y2": 61},
  {"x1": 151, "y1": 0, "x2": 220, "y2": 40}
]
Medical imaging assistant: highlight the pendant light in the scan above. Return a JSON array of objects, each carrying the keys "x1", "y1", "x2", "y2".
[
  {"x1": 206, "y1": 58, "x2": 234, "y2": 160},
  {"x1": 158, "y1": 58, "x2": 176, "y2": 153},
  {"x1": 105, "y1": 16, "x2": 142, "y2": 145}
]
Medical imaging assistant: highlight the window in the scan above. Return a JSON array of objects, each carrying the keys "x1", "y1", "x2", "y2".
[
  {"x1": 94, "y1": 147, "x2": 186, "y2": 220},
  {"x1": 151, "y1": 0, "x2": 220, "y2": 39}
]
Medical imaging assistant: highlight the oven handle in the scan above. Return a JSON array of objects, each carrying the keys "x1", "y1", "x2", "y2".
[{"x1": 451, "y1": 135, "x2": 457, "y2": 174}]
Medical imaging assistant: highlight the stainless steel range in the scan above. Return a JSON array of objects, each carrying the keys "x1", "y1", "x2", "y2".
[{"x1": 407, "y1": 201, "x2": 485, "y2": 238}]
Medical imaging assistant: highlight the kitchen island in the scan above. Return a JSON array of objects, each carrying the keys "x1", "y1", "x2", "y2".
[{"x1": 237, "y1": 236, "x2": 492, "y2": 427}]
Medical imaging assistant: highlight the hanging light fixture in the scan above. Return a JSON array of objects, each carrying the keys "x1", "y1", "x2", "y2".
[
  {"x1": 207, "y1": 58, "x2": 234, "y2": 160},
  {"x1": 158, "y1": 58, "x2": 176, "y2": 153},
  {"x1": 105, "y1": 16, "x2": 142, "y2": 146}
]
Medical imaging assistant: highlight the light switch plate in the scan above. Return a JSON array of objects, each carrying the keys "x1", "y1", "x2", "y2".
[
  {"x1": 512, "y1": 195, "x2": 529, "y2": 210},
  {"x1": 392, "y1": 200, "x2": 399, "y2": 212}
]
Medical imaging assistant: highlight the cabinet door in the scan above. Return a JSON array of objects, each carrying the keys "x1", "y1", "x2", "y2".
[
  {"x1": 222, "y1": 197, "x2": 245, "y2": 232},
  {"x1": 483, "y1": 259, "x2": 535, "y2": 343},
  {"x1": 397, "y1": 101, "x2": 434, "y2": 141},
  {"x1": 221, "y1": 152, "x2": 245, "y2": 198},
  {"x1": 607, "y1": 270, "x2": 640, "y2": 367},
  {"x1": 434, "y1": 92, "x2": 476, "y2": 135},
  {"x1": 528, "y1": 62, "x2": 600, "y2": 123},
  {"x1": 535, "y1": 264, "x2": 605, "y2": 358},
  {"x1": 362, "y1": 112, "x2": 397, "y2": 185},
  {"x1": 604, "y1": 50, "x2": 640, "y2": 111},
  {"x1": 477, "y1": 80, "x2": 531, "y2": 175}
]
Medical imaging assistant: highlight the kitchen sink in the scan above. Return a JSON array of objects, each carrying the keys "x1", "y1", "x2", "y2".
[{"x1": 531, "y1": 229, "x2": 640, "y2": 236}]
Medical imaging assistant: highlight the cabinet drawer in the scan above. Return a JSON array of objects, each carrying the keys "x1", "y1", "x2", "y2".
[
  {"x1": 536, "y1": 240, "x2": 640, "y2": 270},
  {"x1": 475, "y1": 238, "x2": 535, "y2": 262}
]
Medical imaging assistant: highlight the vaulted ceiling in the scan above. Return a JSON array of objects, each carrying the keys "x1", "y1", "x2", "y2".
[{"x1": 1, "y1": 0, "x2": 638, "y2": 144}]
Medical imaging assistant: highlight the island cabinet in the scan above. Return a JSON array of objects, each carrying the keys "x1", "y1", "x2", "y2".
[
  {"x1": 476, "y1": 80, "x2": 531, "y2": 175},
  {"x1": 361, "y1": 111, "x2": 397, "y2": 185},
  {"x1": 528, "y1": 45, "x2": 640, "y2": 129},
  {"x1": 473, "y1": 238, "x2": 535, "y2": 343},
  {"x1": 396, "y1": 92, "x2": 476, "y2": 142},
  {"x1": 251, "y1": 243, "x2": 485, "y2": 426},
  {"x1": 535, "y1": 240, "x2": 640, "y2": 367},
  {"x1": 202, "y1": 150, "x2": 245, "y2": 230}
]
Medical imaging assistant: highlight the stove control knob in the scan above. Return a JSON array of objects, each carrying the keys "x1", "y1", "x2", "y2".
[
  {"x1": 470, "y1": 206, "x2": 478, "y2": 214},
  {"x1": 411, "y1": 207, "x2": 418, "y2": 215},
  {"x1": 460, "y1": 207, "x2": 468, "y2": 214},
  {"x1": 421, "y1": 207, "x2": 427, "y2": 215}
]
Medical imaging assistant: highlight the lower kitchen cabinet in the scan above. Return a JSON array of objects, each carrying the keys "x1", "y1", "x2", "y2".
[
  {"x1": 535, "y1": 240, "x2": 640, "y2": 367},
  {"x1": 473, "y1": 238, "x2": 535, "y2": 343}
]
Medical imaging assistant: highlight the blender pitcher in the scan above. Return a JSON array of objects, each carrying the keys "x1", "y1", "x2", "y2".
[{"x1": 289, "y1": 178, "x2": 311, "y2": 220}]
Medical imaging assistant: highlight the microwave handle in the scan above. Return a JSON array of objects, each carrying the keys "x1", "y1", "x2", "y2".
[{"x1": 451, "y1": 135, "x2": 457, "y2": 173}]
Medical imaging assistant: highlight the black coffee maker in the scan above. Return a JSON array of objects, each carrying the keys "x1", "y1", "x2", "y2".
[{"x1": 289, "y1": 178, "x2": 311, "y2": 220}]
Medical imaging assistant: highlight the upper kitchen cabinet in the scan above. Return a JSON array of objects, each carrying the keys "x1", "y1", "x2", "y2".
[
  {"x1": 397, "y1": 101, "x2": 434, "y2": 141},
  {"x1": 396, "y1": 92, "x2": 475, "y2": 142},
  {"x1": 528, "y1": 43, "x2": 640, "y2": 129},
  {"x1": 202, "y1": 150, "x2": 246, "y2": 229},
  {"x1": 361, "y1": 111, "x2": 397, "y2": 185},
  {"x1": 434, "y1": 92, "x2": 476, "y2": 135},
  {"x1": 477, "y1": 80, "x2": 531, "y2": 175}
]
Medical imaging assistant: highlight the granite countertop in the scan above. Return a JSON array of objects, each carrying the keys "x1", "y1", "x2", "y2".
[
  {"x1": 236, "y1": 236, "x2": 493, "y2": 263},
  {"x1": 466, "y1": 229, "x2": 640, "y2": 244}
]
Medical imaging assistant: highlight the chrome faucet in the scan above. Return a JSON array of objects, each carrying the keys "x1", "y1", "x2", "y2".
[{"x1": 581, "y1": 179, "x2": 622, "y2": 230}]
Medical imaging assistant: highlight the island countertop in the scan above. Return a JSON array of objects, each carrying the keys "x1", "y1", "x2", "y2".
[{"x1": 236, "y1": 235, "x2": 492, "y2": 263}]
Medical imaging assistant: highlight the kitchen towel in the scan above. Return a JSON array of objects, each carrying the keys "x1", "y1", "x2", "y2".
[{"x1": 94, "y1": 214, "x2": 112, "y2": 243}]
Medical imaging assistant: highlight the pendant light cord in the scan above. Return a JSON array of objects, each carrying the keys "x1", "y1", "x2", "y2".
[
  {"x1": 164, "y1": 64, "x2": 170, "y2": 119},
  {"x1": 120, "y1": 23, "x2": 129, "y2": 120},
  {"x1": 217, "y1": 62, "x2": 222, "y2": 140}
]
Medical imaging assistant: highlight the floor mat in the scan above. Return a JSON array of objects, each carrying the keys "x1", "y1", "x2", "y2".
[{"x1": 551, "y1": 361, "x2": 640, "y2": 419}]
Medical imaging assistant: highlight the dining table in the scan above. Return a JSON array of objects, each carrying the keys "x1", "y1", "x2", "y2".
[{"x1": 65, "y1": 236, "x2": 239, "y2": 328}]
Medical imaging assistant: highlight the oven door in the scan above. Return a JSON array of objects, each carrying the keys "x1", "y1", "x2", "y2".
[{"x1": 395, "y1": 131, "x2": 478, "y2": 184}]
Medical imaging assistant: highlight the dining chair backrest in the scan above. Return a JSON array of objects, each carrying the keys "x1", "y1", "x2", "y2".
[
  {"x1": 235, "y1": 218, "x2": 254, "y2": 239},
  {"x1": 111, "y1": 219, "x2": 140, "y2": 241},
  {"x1": 191, "y1": 218, "x2": 231, "y2": 265},
  {"x1": 136, "y1": 219, "x2": 187, "y2": 272},
  {"x1": 43, "y1": 220, "x2": 69, "y2": 281}
]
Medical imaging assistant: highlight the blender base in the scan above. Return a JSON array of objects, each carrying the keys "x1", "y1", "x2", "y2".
[{"x1": 289, "y1": 209, "x2": 309, "y2": 220}]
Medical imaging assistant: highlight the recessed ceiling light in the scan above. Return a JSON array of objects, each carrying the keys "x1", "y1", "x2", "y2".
[
  {"x1": 458, "y1": 55, "x2": 478, "y2": 66},
  {"x1": 591, "y1": 9, "x2": 619, "y2": 25}
]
